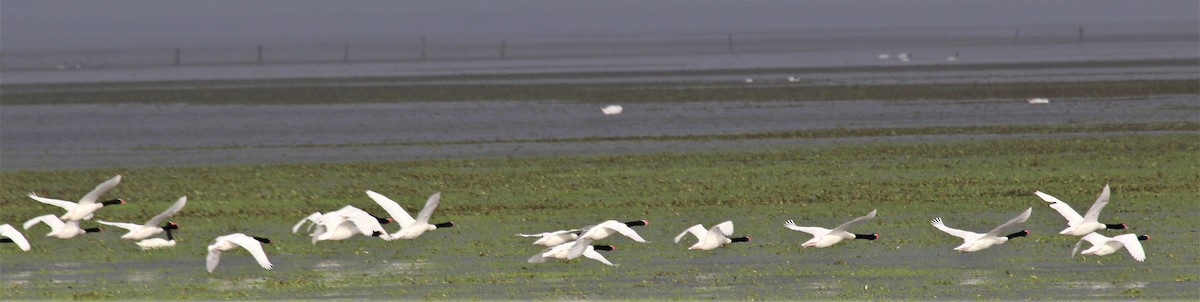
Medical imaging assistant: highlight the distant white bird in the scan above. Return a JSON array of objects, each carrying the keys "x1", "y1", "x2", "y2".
[
  {"x1": 1, "y1": 224, "x2": 31, "y2": 251},
  {"x1": 877, "y1": 53, "x2": 890, "y2": 60},
  {"x1": 896, "y1": 53, "x2": 910, "y2": 62},
  {"x1": 946, "y1": 52, "x2": 959, "y2": 61},
  {"x1": 367, "y1": 191, "x2": 454, "y2": 240},
  {"x1": 516, "y1": 229, "x2": 582, "y2": 247},
  {"x1": 307, "y1": 205, "x2": 392, "y2": 244},
  {"x1": 1027, "y1": 98, "x2": 1050, "y2": 104},
  {"x1": 136, "y1": 228, "x2": 176, "y2": 250},
  {"x1": 744, "y1": 78, "x2": 754, "y2": 83},
  {"x1": 207, "y1": 233, "x2": 273, "y2": 273},
  {"x1": 1073, "y1": 233, "x2": 1148, "y2": 261},
  {"x1": 23, "y1": 214, "x2": 101, "y2": 239},
  {"x1": 576, "y1": 220, "x2": 648, "y2": 242},
  {"x1": 930, "y1": 207, "x2": 1032, "y2": 253},
  {"x1": 601, "y1": 105, "x2": 623, "y2": 115},
  {"x1": 28, "y1": 175, "x2": 125, "y2": 221},
  {"x1": 784, "y1": 210, "x2": 879, "y2": 248},
  {"x1": 787, "y1": 76, "x2": 800, "y2": 82},
  {"x1": 96, "y1": 196, "x2": 186, "y2": 240},
  {"x1": 1035, "y1": 185, "x2": 1127, "y2": 236},
  {"x1": 528, "y1": 239, "x2": 617, "y2": 266},
  {"x1": 674, "y1": 221, "x2": 750, "y2": 250}
]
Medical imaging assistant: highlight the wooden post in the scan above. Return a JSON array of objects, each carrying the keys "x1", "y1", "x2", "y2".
[
  {"x1": 174, "y1": 48, "x2": 181, "y2": 67},
  {"x1": 500, "y1": 39, "x2": 507, "y2": 59},
  {"x1": 1078, "y1": 26, "x2": 1084, "y2": 43},
  {"x1": 1013, "y1": 28, "x2": 1019, "y2": 45},
  {"x1": 727, "y1": 33, "x2": 734, "y2": 53},
  {"x1": 421, "y1": 35, "x2": 427, "y2": 60},
  {"x1": 343, "y1": 43, "x2": 350, "y2": 63},
  {"x1": 257, "y1": 44, "x2": 264, "y2": 64}
]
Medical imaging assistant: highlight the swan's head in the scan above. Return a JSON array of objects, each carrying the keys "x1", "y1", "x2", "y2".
[
  {"x1": 1137, "y1": 235, "x2": 1150, "y2": 241},
  {"x1": 252, "y1": 236, "x2": 272, "y2": 244},
  {"x1": 369, "y1": 213, "x2": 392, "y2": 225},
  {"x1": 101, "y1": 198, "x2": 125, "y2": 206},
  {"x1": 592, "y1": 245, "x2": 615, "y2": 251},
  {"x1": 1006, "y1": 230, "x2": 1030, "y2": 239},
  {"x1": 1106, "y1": 223, "x2": 1128, "y2": 230},
  {"x1": 434, "y1": 222, "x2": 455, "y2": 229},
  {"x1": 162, "y1": 221, "x2": 180, "y2": 230},
  {"x1": 624, "y1": 220, "x2": 648, "y2": 227},
  {"x1": 854, "y1": 233, "x2": 879, "y2": 240},
  {"x1": 371, "y1": 231, "x2": 385, "y2": 237},
  {"x1": 84, "y1": 227, "x2": 102, "y2": 233}
]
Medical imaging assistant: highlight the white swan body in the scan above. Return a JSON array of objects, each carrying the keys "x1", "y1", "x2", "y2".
[
  {"x1": 366, "y1": 191, "x2": 454, "y2": 240},
  {"x1": 136, "y1": 228, "x2": 176, "y2": 250},
  {"x1": 577, "y1": 220, "x2": 648, "y2": 242},
  {"x1": 1035, "y1": 185, "x2": 1126, "y2": 236},
  {"x1": 516, "y1": 229, "x2": 581, "y2": 247},
  {"x1": 309, "y1": 205, "x2": 391, "y2": 244},
  {"x1": 24, "y1": 214, "x2": 101, "y2": 239},
  {"x1": 674, "y1": 221, "x2": 750, "y2": 250},
  {"x1": 1073, "y1": 233, "x2": 1148, "y2": 261},
  {"x1": 97, "y1": 196, "x2": 186, "y2": 240},
  {"x1": 28, "y1": 175, "x2": 125, "y2": 221},
  {"x1": 931, "y1": 207, "x2": 1032, "y2": 252},
  {"x1": 207, "y1": 233, "x2": 273, "y2": 273},
  {"x1": 528, "y1": 239, "x2": 617, "y2": 266},
  {"x1": 1027, "y1": 98, "x2": 1050, "y2": 104},
  {"x1": 601, "y1": 105, "x2": 623, "y2": 115},
  {"x1": 1, "y1": 224, "x2": 31, "y2": 251},
  {"x1": 784, "y1": 210, "x2": 878, "y2": 248}
]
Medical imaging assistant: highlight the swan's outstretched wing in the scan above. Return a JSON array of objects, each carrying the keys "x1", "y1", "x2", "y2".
[
  {"x1": 96, "y1": 220, "x2": 143, "y2": 232},
  {"x1": 831, "y1": 210, "x2": 876, "y2": 233},
  {"x1": 414, "y1": 192, "x2": 442, "y2": 225},
  {"x1": 930, "y1": 217, "x2": 980, "y2": 240},
  {"x1": 565, "y1": 237, "x2": 595, "y2": 259},
  {"x1": 145, "y1": 196, "x2": 187, "y2": 227},
  {"x1": 1036, "y1": 191, "x2": 1083, "y2": 225},
  {"x1": 206, "y1": 248, "x2": 223, "y2": 273},
  {"x1": 783, "y1": 220, "x2": 830, "y2": 236},
  {"x1": 713, "y1": 221, "x2": 734, "y2": 237},
  {"x1": 582, "y1": 248, "x2": 616, "y2": 266},
  {"x1": 582, "y1": 220, "x2": 647, "y2": 242},
  {"x1": 516, "y1": 229, "x2": 579, "y2": 237},
  {"x1": 984, "y1": 207, "x2": 1032, "y2": 238},
  {"x1": 366, "y1": 190, "x2": 414, "y2": 226},
  {"x1": 344, "y1": 212, "x2": 386, "y2": 236},
  {"x1": 0, "y1": 224, "x2": 31, "y2": 251},
  {"x1": 1073, "y1": 232, "x2": 1109, "y2": 257},
  {"x1": 1081, "y1": 185, "x2": 1111, "y2": 223},
  {"x1": 80, "y1": 175, "x2": 122, "y2": 205},
  {"x1": 27, "y1": 193, "x2": 77, "y2": 211},
  {"x1": 1111, "y1": 234, "x2": 1146, "y2": 262},
  {"x1": 228, "y1": 235, "x2": 273, "y2": 270},
  {"x1": 24, "y1": 214, "x2": 64, "y2": 231},
  {"x1": 293, "y1": 212, "x2": 323, "y2": 234},
  {"x1": 674, "y1": 224, "x2": 708, "y2": 243}
]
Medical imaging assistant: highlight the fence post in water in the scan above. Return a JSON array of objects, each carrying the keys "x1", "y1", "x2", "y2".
[
  {"x1": 500, "y1": 39, "x2": 507, "y2": 59},
  {"x1": 174, "y1": 48, "x2": 181, "y2": 67},
  {"x1": 343, "y1": 43, "x2": 350, "y2": 63},
  {"x1": 727, "y1": 33, "x2": 734, "y2": 53},
  {"x1": 1012, "y1": 28, "x2": 1019, "y2": 45},
  {"x1": 1078, "y1": 26, "x2": 1084, "y2": 43},
  {"x1": 421, "y1": 35, "x2": 427, "y2": 60},
  {"x1": 257, "y1": 44, "x2": 264, "y2": 64}
]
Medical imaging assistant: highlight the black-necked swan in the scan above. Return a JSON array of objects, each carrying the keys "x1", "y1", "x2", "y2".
[
  {"x1": 516, "y1": 229, "x2": 582, "y2": 247},
  {"x1": 1073, "y1": 232, "x2": 1148, "y2": 262},
  {"x1": 136, "y1": 228, "x2": 176, "y2": 250},
  {"x1": 28, "y1": 175, "x2": 125, "y2": 221},
  {"x1": 674, "y1": 221, "x2": 750, "y2": 250},
  {"x1": 931, "y1": 207, "x2": 1032, "y2": 252},
  {"x1": 23, "y1": 214, "x2": 101, "y2": 239},
  {"x1": 96, "y1": 196, "x2": 186, "y2": 240},
  {"x1": 783, "y1": 209, "x2": 879, "y2": 248},
  {"x1": 207, "y1": 233, "x2": 273, "y2": 273},
  {"x1": 577, "y1": 220, "x2": 648, "y2": 243},
  {"x1": 1035, "y1": 185, "x2": 1127, "y2": 236},
  {"x1": 365, "y1": 190, "x2": 454, "y2": 240},
  {"x1": 528, "y1": 239, "x2": 618, "y2": 266},
  {"x1": 1, "y1": 224, "x2": 31, "y2": 251},
  {"x1": 309, "y1": 205, "x2": 392, "y2": 244}
]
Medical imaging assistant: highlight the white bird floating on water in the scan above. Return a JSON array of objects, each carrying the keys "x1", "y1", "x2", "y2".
[
  {"x1": 207, "y1": 233, "x2": 273, "y2": 273},
  {"x1": 787, "y1": 76, "x2": 800, "y2": 82},
  {"x1": 96, "y1": 196, "x2": 186, "y2": 240},
  {"x1": 675, "y1": 221, "x2": 750, "y2": 250},
  {"x1": 136, "y1": 228, "x2": 176, "y2": 250},
  {"x1": 784, "y1": 209, "x2": 879, "y2": 248},
  {"x1": 1073, "y1": 232, "x2": 1148, "y2": 262},
  {"x1": 1, "y1": 224, "x2": 31, "y2": 251},
  {"x1": 744, "y1": 78, "x2": 754, "y2": 83},
  {"x1": 1027, "y1": 98, "x2": 1050, "y2": 104},
  {"x1": 877, "y1": 53, "x2": 890, "y2": 60},
  {"x1": 931, "y1": 207, "x2": 1032, "y2": 253},
  {"x1": 366, "y1": 191, "x2": 455, "y2": 240},
  {"x1": 28, "y1": 175, "x2": 125, "y2": 221},
  {"x1": 601, "y1": 105, "x2": 623, "y2": 115},
  {"x1": 896, "y1": 53, "x2": 910, "y2": 62},
  {"x1": 1036, "y1": 185, "x2": 1128, "y2": 236},
  {"x1": 23, "y1": 214, "x2": 102, "y2": 239},
  {"x1": 946, "y1": 52, "x2": 959, "y2": 62}
]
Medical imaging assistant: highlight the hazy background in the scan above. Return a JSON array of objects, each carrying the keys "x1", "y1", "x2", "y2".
[{"x1": 4, "y1": 0, "x2": 1197, "y2": 51}]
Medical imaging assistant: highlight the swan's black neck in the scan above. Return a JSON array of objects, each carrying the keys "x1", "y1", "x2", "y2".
[
  {"x1": 370, "y1": 213, "x2": 392, "y2": 225},
  {"x1": 161, "y1": 222, "x2": 179, "y2": 230},
  {"x1": 165, "y1": 228, "x2": 174, "y2": 240},
  {"x1": 592, "y1": 245, "x2": 615, "y2": 251},
  {"x1": 0, "y1": 238, "x2": 12, "y2": 243},
  {"x1": 434, "y1": 222, "x2": 455, "y2": 228},
  {"x1": 1137, "y1": 235, "x2": 1149, "y2": 241},
  {"x1": 854, "y1": 233, "x2": 879, "y2": 240},
  {"x1": 371, "y1": 231, "x2": 385, "y2": 237},
  {"x1": 83, "y1": 227, "x2": 101, "y2": 233},
  {"x1": 252, "y1": 236, "x2": 272, "y2": 244},
  {"x1": 623, "y1": 220, "x2": 648, "y2": 227},
  {"x1": 1006, "y1": 230, "x2": 1030, "y2": 239},
  {"x1": 100, "y1": 198, "x2": 125, "y2": 206},
  {"x1": 731, "y1": 236, "x2": 751, "y2": 243},
  {"x1": 1105, "y1": 223, "x2": 1127, "y2": 230}
]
